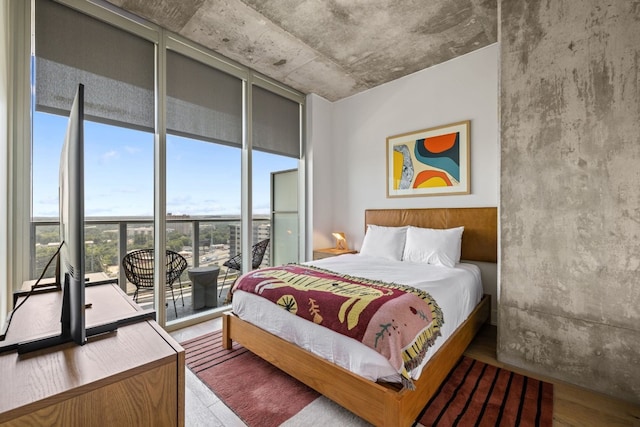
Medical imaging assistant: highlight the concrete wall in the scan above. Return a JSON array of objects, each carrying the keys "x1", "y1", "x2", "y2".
[{"x1": 499, "y1": 1, "x2": 640, "y2": 403}]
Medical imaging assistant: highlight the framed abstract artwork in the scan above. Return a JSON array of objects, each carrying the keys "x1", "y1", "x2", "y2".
[{"x1": 386, "y1": 120, "x2": 470, "y2": 198}]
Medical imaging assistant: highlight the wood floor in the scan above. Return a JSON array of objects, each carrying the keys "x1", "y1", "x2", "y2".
[
  {"x1": 464, "y1": 325, "x2": 640, "y2": 427},
  {"x1": 171, "y1": 319, "x2": 640, "y2": 427}
]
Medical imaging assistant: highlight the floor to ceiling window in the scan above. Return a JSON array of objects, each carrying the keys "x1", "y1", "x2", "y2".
[
  {"x1": 164, "y1": 50, "x2": 243, "y2": 322},
  {"x1": 251, "y1": 85, "x2": 301, "y2": 267},
  {"x1": 33, "y1": 114, "x2": 154, "y2": 278},
  {"x1": 25, "y1": 0, "x2": 305, "y2": 328},
  {"x1": 32, "y1": 0, "x2": 157, "y2": 310}
]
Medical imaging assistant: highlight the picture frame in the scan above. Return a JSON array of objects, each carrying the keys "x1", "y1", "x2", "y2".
[{"x1": 386, "y1": 120, "x2": 470, "y2": 198}]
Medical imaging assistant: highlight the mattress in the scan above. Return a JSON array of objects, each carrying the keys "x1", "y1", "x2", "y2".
[{"x1": 231, "y1": 253, "x2": 483, "y2": 384}]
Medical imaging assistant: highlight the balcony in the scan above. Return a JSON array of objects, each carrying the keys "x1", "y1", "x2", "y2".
[{"x1": 30, "y1": 216, "x2": 271, "y2": 322}]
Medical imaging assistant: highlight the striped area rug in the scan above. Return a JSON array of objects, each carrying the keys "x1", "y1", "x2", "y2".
[
  {"x1": 417, "y1": 356, "x2": 553, "y2": 427},
  {"x1": 182, "y1": 330, "x2": 553, "y2": 427}
]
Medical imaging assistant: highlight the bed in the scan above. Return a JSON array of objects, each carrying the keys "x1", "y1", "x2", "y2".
[{"x1": 222, "y1": 207, "x2": 497, "y2": 427}]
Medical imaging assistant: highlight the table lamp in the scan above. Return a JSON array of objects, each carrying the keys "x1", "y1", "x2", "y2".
[{"x1": 332, "y1": 232, "x2": 348, "y2": 250}]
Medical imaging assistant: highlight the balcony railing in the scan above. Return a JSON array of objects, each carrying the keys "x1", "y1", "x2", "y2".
[{"x1": 30, "y1": 216, "x2": 271, "y2": 321}]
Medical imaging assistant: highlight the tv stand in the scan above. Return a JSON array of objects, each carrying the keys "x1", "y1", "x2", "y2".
[
  {"x1": 14, "y1": 308, "x2": 156, "y2": 354},
  {"x1": 1, "y1": 277, "x2": 157, "y2": 355},
  {"x1": 0, "y1": 282, "x2": 184, "y2": 426}
]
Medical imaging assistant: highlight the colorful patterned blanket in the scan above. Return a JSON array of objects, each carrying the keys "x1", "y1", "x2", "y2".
[{"x1": 232, "y1": 264, "x2": 444, "y2": 389}]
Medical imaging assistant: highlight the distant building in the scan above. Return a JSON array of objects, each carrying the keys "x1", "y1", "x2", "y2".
[
  {"x1": 167, "y1": 213, "x2": 191, "y2": 235},
  {"x1": 130, "y1": 226, "x2": 153, "y2": 236},
  {"x1": 229, "y1": 223, "x2": 240, "y2": 257}
]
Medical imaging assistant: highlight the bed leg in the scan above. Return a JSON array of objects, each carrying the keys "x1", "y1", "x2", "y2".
[{"x1": 222, "y1": 312, "x2": 233, "y2": 350}]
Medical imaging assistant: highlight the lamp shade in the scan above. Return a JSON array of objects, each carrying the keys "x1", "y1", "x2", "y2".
[{"x1": 331, "y1": 232, "x2": 348, "y2": 250}]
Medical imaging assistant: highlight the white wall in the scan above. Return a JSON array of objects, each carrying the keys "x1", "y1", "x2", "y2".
[
  {"x1": 307, "y1": 44, "x2": 499, "y2": 321},
  {"x1": 0, "y1": 1, "x2": 9, "y2": 325},
  {"x1": 313, "y1": 43, "x2": 499, "y2": 248},
  {"x1": 305, "y1": 93, "x2": 334, "y2": 256}
]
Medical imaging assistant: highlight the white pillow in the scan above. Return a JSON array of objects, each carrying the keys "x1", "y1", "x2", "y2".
[
  {"x1": 402, "y1": 226, "x2": 464, "y2": 267},
  {"x1": 359, "y1": 225, "x2": 407, "y2": 261}
]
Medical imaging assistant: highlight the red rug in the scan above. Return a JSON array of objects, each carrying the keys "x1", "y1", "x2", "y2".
[{"x1": 182, "y1": 330, "x2": 553, "y2": 427}]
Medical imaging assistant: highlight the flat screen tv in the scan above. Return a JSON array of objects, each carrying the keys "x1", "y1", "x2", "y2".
[
  {"x1": 3, "y1": 83, "x2": 90, "y2": 353},
  {"x1": 58, "y1": 83, "x2": 87, "y2": 346},
  {"x1": 0, "y1": 84, "x2": 87, "y2": 352},
  {"x1": 0, "y1": 84, "x2": 155, "y2": 354}
]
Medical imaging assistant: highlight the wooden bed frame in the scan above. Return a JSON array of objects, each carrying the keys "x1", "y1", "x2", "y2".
[{"x1": 223, "y1": 207, "x2": 497, "y2": 427}]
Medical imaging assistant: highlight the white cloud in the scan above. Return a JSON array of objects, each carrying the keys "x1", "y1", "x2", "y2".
[
  {"x1": 101, "y1": 150, "x2": 119, "y2": 162},
  {"x1": 124, "y1": 146, "x2": 141, "y2": 154}
]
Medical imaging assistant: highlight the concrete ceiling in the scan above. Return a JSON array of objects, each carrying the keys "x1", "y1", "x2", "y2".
[{"x1": 105, "y1": 0, "x2": 497, "y2": 101}]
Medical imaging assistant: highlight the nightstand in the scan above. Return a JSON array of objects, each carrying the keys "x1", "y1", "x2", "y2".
[{"x1": 313, "y1": 248, "x2": 358, "y2": 260}]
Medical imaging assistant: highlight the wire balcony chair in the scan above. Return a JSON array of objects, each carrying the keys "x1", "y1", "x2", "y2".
[
  {"x1": 218, "y1": 238, "x2": 270, "y2": 298},
  {"x1": 122, "y1": 249, "x2": 188, "y2": 317}
]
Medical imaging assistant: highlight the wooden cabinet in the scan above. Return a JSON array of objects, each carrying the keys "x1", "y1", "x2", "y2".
[
  {"x1": 312, "y1": 247, "x2": 358, "y2": 260},
  {"x1": 0, "y1": 283, "x2": 184, "y2": 427}
]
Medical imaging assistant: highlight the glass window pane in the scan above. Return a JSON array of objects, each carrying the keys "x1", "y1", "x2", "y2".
[
  {"x1": 29, "y1": 0, "x2": 306, "y2": 329},
  {"x1": 84, "y1": 122, "x2": 154, "y2": 217},
  {"x1": 33, "y1": 113, "x2": 154, "y2": 284},
  {"x1": 253, "y1": 151, "x2": 297, "y2": 217},
  {"x1": 272, "y1": 213, "x2": 298, "y2": 266},
  {"x1": 253, "y1": 151, "x2": 298, "y2": 267},
  {"x1": 32, "y1": 0, "x2": 156, "y2": 312},
  {"x1": 164, "y1": 136, "x2": 241, "y2": 320},
  {"x1": 166, "y1": 136, "x2": 241, "y2": 216},
  {"x1": 273, "y1": 169, "x2": 298, "y2": 212}
]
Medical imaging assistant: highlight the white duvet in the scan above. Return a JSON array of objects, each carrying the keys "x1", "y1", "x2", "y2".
[{"x1": 231, "y1": 253, "x2": 483, "y2": 384}]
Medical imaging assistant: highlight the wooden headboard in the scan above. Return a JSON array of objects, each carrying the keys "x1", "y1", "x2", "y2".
[{"x1": 364, "y1": 207, "x2": 497, "y2": 263}]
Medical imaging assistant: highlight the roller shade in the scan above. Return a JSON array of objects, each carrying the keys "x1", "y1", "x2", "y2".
[
  {"x1": 35, "y1": 0, "x2": 154, "y2": 131},
  {"x1": 252, "y1": 86, "x2": 300, "y2": 159},
  {"x1": 166, "y1": 51, "x2": 242, "y2": 147}
]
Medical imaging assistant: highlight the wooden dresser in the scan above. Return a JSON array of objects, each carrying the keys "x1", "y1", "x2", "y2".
[{"x1": 0, "y1": 283, "x2": 184, "y2": 426}]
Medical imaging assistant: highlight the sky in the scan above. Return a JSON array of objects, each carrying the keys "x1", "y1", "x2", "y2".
[{"x1": 32, "y1": 112, "x2": 297, "y2": 218}]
